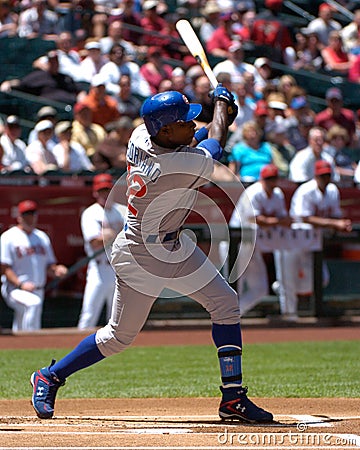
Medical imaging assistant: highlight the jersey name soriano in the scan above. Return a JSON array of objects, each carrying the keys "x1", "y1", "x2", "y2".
[{"x1": 124, "y1": 124, "x2": 215, "y2": 242}]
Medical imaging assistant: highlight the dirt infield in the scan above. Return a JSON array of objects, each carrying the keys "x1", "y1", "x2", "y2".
[{"x1": 0, "y1": 325, "x2": 359, "y2": 449}]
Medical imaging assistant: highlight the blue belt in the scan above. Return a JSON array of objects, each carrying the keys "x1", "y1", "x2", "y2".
[{"x1": 146, "y1": 230, "x2": 180, "y2": 243}]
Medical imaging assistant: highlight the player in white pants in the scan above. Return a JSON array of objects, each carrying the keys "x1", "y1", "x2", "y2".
[
  {"x1": 78, "y1": 173, "x2": 126, "y2": 329},
  {"x1": 31, "y1": 88, "x2": 273, "y2": 424},
  {"x1": 229, "y1": 164, "x2": 292, "y2": 316},
  {"x1": 0, "y1": 200, "x2": 67, "y2": 332},
  {"x1": 281, "y1": 160, "x2": 352, "y2": 318}
]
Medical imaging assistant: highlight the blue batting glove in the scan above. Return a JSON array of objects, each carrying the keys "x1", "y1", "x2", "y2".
[{"x1": 210, "y1": 83, "x2": 235, "y2": 105}]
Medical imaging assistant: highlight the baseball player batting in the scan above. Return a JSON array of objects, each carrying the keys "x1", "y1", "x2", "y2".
[{"x1": 30, "y1": 87, "x2": 273, "y2": 424}]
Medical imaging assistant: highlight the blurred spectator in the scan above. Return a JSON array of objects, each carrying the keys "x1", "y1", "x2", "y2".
[
  {"x1": 287, "y1": 114, "x2": 314, "y2": 152},
  {"x1": 284, "y1": 28, "x2": 323, "y2": 71},
  {"x1": 265, "y1": 92, "x2": 288, "y2": 134},
  {"x1": 0, "y1": 0, "x2": 18, "y2": 37},
  {"x1": 28, "y1": 106, "x2": 59, "y2": 148},
  {"x1": 206, "y1": 12, "x2": 235, "y2": 58},
  {"x1": 213, "y1": 42, "x2": 262, "y2": 91},
  {"x1": 160, "y1": 12, "x2": 194, "y2": 67},
  {"x1": 228, "y1": 120, "x2": 273, "y2": 181},
  {"x1": 139, "y1": 46, "x2": 173, "y2": 95},
  {"x1": 266, "y1": 118, "x2": 296, "y2": 177},
  {"x1": 18, "y1": 0, "x2": 59, "y2": 40},
  {"x1": 277, "y1": 75, "x2": 297, "y2": 104},
  {"x1": 79, "y1": 39, "x2": 107, "y2": 82},
  {"x1": 340, "y1": 9, "x2": 360, "y2": 53},
  {"x1": 99, "y1": 20, "x2": 137, "y2": 60},
  {"x1": 286, "y1": 94, "x2": 313, "y2": 126},
  {"x1": 52, "y1": 31, "x2": 85, "y2": 82},
  {"x1": 81, "y1": 73, "x2": 120, "y2": 128},
  {"x1": 321, "y1": 31, "x2": 353, "y2": 75},
  {"x1": 52, "y1": 120, "x2": 94, "y2": 171},
  {"x1": 99, "y1": 43, "x2": 151, "y2": 98},
  {"x1": 108, "y1": 0, "x2": 143, "y2": 46},
  {"x1": 289, "y1": 126, "x2": 336, "y2": 183},
  {"x1": 253, "y1": 57, "x2": 273, "y2": 95},
  {"x1": 72, "y1": 28, "x2": 89, "y2": 60},
  {"x1": 251, "y1": 0, "x2": 293, "y2": 54},
  {"x1": 157, "y1": 78, "x2": 172, "y2": 92},
  {"x1": 0, "y1": 115, "x2": 32, "y2": 172},
  {"x1": 315, "y1": 87, "x2": 356, "y2": 144},
  {"x1": 306, "y1": 3, "x2": 341, "y2": 47},
  {"x1": 25, "y1": 120, "x2": 59, "y2": 175},
  {"x1": 231, "y1": 77, "x2": 254, "y2": 130},
  {"x1": 170, "y1": 66, "x2": 188, "y2": 96},
  {"x1": 92, "y1": 116, "x2": 134, "y2": 171},
  {"x1": 140, "y1": 0, "x2": 167, "y2": 48},
  {"x1": 347, "y1": 50, "x2": 360, "y2": 82},
  {"x1": 115, "y1": 74, "x2": 142, "y2": 119},
  {"x1": 199, "y1": 1, "x2": 221, "y2": 43},
  {"x1": 235, "y1": 9, "x2": 256, "y2": 42},
  {"x1": 191, "y1": 75, "x2": 213, "y2": 126},
  {"x1": 91, "y1": 0, "x2": 117, "y2": 39},
  {"x1": 71, "y1": 102, "x2": 106, "y2": 159},
  {"x1": 324, "y1": 124, "x2": 357, "y2": 184},
  {"x1": 0, "y1": 50, "x2": 82, "y2": 105}
]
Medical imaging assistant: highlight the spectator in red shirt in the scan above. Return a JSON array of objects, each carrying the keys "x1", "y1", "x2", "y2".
[
  {"x1": 315, "y1": 87, "x2": 356, "y2": 144},
  {"x1": 108, "y1": 0, "x2": 143, "y2": 46},
  {"x1": 81, "y1": 74, "x2": 120, "y2": 128},
  {"x1": 140, "y1": 0, "x2": 167, "y2": 47},
  {"x1": 251, "y1": 0, "x2": 293, "y2": 54},
  {"x1": 140, "y1": 46, "x2": 173, "y2": 95},
  {"x1": 206, "y1": 12, "x2": 235, "y2": 59},
  {"x1": 348, "y1": 53, "x2": 360, "y2": 83},
  {"x1": 321, "y1": 31, "x2": 353, "y2": 75}
]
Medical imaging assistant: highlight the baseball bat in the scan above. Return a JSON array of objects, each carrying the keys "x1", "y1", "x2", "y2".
[
  {"x1": 45, "y1": 247, "x2": 106, "y2": 293},
  {"x1": 175, "y1": 19, "x2": 218, "y2": 89}
]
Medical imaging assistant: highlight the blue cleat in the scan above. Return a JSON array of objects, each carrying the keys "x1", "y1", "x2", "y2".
[
  {"x1": 30, "y1": 360, "x2": 65, "y2": 419},
  {"x1": 219, "y1": 386, "x2": 273, "y2": 423}
]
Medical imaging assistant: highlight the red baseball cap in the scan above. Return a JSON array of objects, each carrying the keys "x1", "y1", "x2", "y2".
[
  {"x1": 18, "y1": 200, "x2": 38, "y2": 214},
  {"x1": 93, "y1": 173, "x2": 113, "y2": 191},
  {"x1": 260, "y1": 164, "x2": 279, "y2": 179},
  {"x1": 319, "y1": 2, "x2": 333, "y2": 11},
  {"x1": 314, "y1": 160, "x2": 332, "y2": 176},
  {"x1": 254, "y1": 100, "x2": 268, "y2": 116}
]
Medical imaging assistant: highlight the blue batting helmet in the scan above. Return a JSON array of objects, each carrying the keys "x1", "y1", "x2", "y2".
[{"x1": 140, "y1": 91, "x2": 202, "y2": 136}]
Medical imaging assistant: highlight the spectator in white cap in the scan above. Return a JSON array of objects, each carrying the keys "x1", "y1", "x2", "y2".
[
  {"x1": 213, "y1": 41, "x2": 264, "y2": 92},
  {"x1": 28, "y1": 105, "x2": 59, "y2": 148},
  {"x1": 52, "y1": 121, "x2": 94, "y2": 172},
  {"x1": 79, "y1": 40, "x2": 107, "y2": 83},
  {"x1": 0, "y1": 116, "x2": 32, "y2": 172},
  {"x1": 25, "y1": 120, "x2": 59, "y2": 175},
  {"x1": 199, "y1": 1, "x2": 221, "y2": 44}
]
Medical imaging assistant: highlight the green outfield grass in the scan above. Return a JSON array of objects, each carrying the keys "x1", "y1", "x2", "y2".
[{"x1": 1, "y1": 341, "x2": 359, "y2": 399}]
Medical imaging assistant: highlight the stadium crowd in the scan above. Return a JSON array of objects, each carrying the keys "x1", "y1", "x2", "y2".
[{"x1": 0, "y1": 0, "x2": 360, "y2": 185}]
